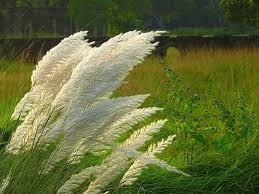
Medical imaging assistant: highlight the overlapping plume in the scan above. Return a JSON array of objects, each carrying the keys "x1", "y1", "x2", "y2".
[{"x1": 6, "y1": 30, "x2": 189, "y2": 193}]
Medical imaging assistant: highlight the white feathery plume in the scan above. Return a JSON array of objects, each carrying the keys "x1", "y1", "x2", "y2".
[
  {"x1": 145, "y1": 156, "x2": 190, "y2": 177},
  {"x1": 7, "y1": 31, "x2": 94, "y2": 153},
  {"x1": 59, "y1": 120, "x2": 188, "y2": 193},
  {"x1": 98, "y1": 107, "x2": 163, "y2": 145},
  {"x1": 60, "y1": 152, "x2": 130, "y2": 194},
  {"x1": 120, "y1": 153, "x2": 190, "y2": 186},
  {"x1": 12, "y1": 31, "x2": 92, "y2": 120},
  {"x1": 47, "y1": 95, "x2": 149, "y2": 141},
  {"x1": 67, "y1": 138, "x2": 88, "y2": 164},
  {"x1": 6, "y1": 96, "x2": 48, "y2": 153},
  {"x1": 66, "y1": 112, "x2": 161, "y2": 166},
  {"x1": 85, "y1": 152, "x2": 130, "y2": 194},
  {"x1": 120, "y1": 159, "x2": 147, "y2": 186},
  {"x1": 24, "y1": 31, "x2": 162, "y2": 153},
  {"x1": 70, "y1": 107, "x2": 163, "y2": 158},
  {"x1": 50, "y1": 31, "x2": 163, "y2": 114},
  {"x1": 57, "y1": 166, "x2": 96, "y2": 194},
  {"x1": 82, "y1": 132, "x2": 187, "y2": 193},
  {"x1": 120, "y1": 135, "x2": 188, "y2": 186},
  {"x1": 122, "y1": 119, "x2": 168, "y2": 150},
  {"x1": 38, "y1": 31, "x2": 164, "y2": 167},
  {"x1": 6, "y1": 30, "x2": 189, "y2": 193},
  {"x1": 62, "y1": 120, "x2": 169, "y2": 193},
  {"x1": 11, "y1": 92, "x2": 37, "y2": 120},
  {"x1": 85, "y1": 165, "x2": 124, "y2": 194},
  {"x1": 32, "y1": 31, "x2": 90, "y2": 86},
  {"x1": 148, "y1": 134, "x2": 177, "y2": 155},
  {"x1": 44, "y1": 95, "x2": 149, "y2": 170},
  {"x1": 0, "y1": 172, "x2": 11, "y2": 194}
]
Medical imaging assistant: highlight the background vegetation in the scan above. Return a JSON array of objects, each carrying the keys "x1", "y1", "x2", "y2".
[
  {"x1": 0, "y1": 0, "x2": 258, "y2": 193},
  {"x1": 0, "y1": 47, "x2": 258, "y2": 193},
  {"x1": 0, "y1": 0, "x2": 258, "y2": 36}
]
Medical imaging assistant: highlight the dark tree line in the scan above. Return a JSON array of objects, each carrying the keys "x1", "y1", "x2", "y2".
[
  {"x1": 0, "y1": 0, "x2": 258, "y2": 36},
  {"x1": 68, "y1": 0, "x2": 258, "y2": 35},
  {"x1": 220, "y1": 0, "x2": 258, "y2": 26},
  {"x1": 68, "y1": 0, "x2": 226, "y2": 35},
  {"x1": 0, "y1": 0, "x2": 69, "y2": 7}
]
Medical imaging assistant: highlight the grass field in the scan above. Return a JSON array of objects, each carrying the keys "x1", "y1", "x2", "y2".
[
  {"x1": 0, "y1": 59, "x2": 34, "y2": 128},
  {"x1": 0, "y1": 47, "x2": 258, "y2": 193}
]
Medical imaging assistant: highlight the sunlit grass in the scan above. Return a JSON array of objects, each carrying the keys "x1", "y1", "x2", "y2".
[
  {"x1": 167, "y1": 47, "x2": 259, "y2": 115},
  {"x1": 0, "y1": 47, "x2": 258, "y2": 193},
  {"x1": 113, "y1": 56, "x2": 168, "y2": 98},
  {"x1": 2, "y1": 47, "x2": 258, "y2": 118},
  {"x1": 0, "y1": 59, "x2": 34, "y2": 127},
  {"x1": 113, "y1": 47, "x2": 259, "y2": 117}
]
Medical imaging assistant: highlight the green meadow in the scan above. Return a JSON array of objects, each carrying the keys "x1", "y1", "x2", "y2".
[{"x1": 0, "y1": 47, "x2": 258, "y2": 193}]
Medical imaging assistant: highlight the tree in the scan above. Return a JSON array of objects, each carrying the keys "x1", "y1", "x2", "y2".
[
  {"x1": 68, "y1": 0, "x2": 113, "y2": 36},
  {"x1": 0, "y1": 0, "x2": 17, "y2": 7},
  {"x1": 0, "y1": 0, "x2": 69, "y2": 8},
  {"x1": 220, "y1": 0, "x2": 258, "y2": 26},
  {"x1": 68, "y1": 0, "x2": 148, "y2": 36},
  {"x1": 69, "y1": 0, "x2": 223, "y2": 35},
  {"x1": 106, "y1": 0, "x2": 149, "y2": 35},
  {"x1": 138, "y1": 0, "x2": 225, "y2": 29},
  {"x1": 144, "y1": 0, "x2": 176, "y2": 30}
]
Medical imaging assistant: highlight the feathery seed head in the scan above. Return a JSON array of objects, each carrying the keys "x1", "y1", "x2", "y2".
[{"x1": 6, "y1": 30, "x2": 187, "y2": 194}]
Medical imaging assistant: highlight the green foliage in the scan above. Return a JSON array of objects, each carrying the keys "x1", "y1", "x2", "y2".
[
  {"x1": 106, "y1": 0, "x2": 149, "y2": 35},
  {"x1": 220, "y1": 0, "x2": 258, "y2": 26},
  {"x1": 113, "y1": 50, "x2": 259, "y2": 192},
  {"x1": 0, "y1": 49, "x2": 258, "y2": 193},
  {"x1": 67, "y1": 0, "x2": 226, "y2": 36},
  {"x1": 137, "y1": 62, "x2": 259, "y2": 192},
  {"x1": 2, "y1": 0, "x2": 258, "y2": 36},
  {"x1": 68, "y1": 0, "x2": 113, "y2": 36},
  {"x1": 0, "y1": 0, "x2": 16, "y2": 7},
  {"x1": 2, "y1": 0, "x2": 259, "y2": 36},
  {"x1": 169, "y1": 26, "x2": 259, "y2": 36},
  {"x1": 14, "y1": 0, "x2": 68, "y2": 7}
]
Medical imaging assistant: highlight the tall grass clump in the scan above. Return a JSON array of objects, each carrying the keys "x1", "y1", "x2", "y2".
[
  {"x1": 112, "y1": 49, "x2": 259, "y2": 193},
  {"x1": 0, "y1": 59, "x2": 35, "y2": 147},
  {"x1": 0, "y1": 37, "x2": 38, "y2": 128},
  {"x1": 166, "y1": 47, "x2": 259, "y2": 117},
  {"x1": 161, "y1": 62, "x2": 258, "y2": 186},
  {"x1": 0, "y1": 31, "x2": 189, "y2": 194},
  {"x1": 1, "y1": 34, "x2": 258, "y2": 193}
]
